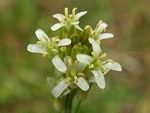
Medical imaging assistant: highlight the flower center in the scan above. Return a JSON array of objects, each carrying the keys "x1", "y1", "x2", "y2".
[
  {"x1": 71, "y1": 68, "x2": 76, "y2": 76},
  {"x1": 48, "y1": 43, "x2": 55, "y2": 49}
]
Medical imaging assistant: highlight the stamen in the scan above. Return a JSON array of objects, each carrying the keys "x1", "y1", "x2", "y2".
[
  {"x1": 106, "y1": 59, "x2": 114, "y2": 63},
  {"x1": 99, "y1": 53, "x2": 107, "y2": 59},
  {"x1": 72, "y1": 7, "x2": 77, "y2": 16},
  {"x1": 65, "y1": 7, "x2": 68, "y2": 17},
  {"x1": 100, "y1": 66, "x2": 106, "y2": 73},
  {"x1": 42, "y1": 52, "x2": 49, "y2": 57},
  {"x1": 74, "y1": 60, "x2": 78, "y2": 68},
  {"x1": 74, "y1": 76, "x2": 78, "y2": 83},
  {"x1": 84, "y1": 25, "x2": 91, "y2": 30},
  {"x1": 65, "y1": 77, "x2": 71, "y2": 83},
  {"x1": 89, "y1": 64, "x2": 94, "y2": 69},
  {"x1": 91, "y1": 52, "x2": 96, "y2": 58},
  {"x1": 96, "y1": 39, "x2": 100, "y2": 44},
  {"x1": 52, "y1": 37, "x2": 60, "y2": 43},
  {"x1": 96, "y1": 20, "x2": 103, "y2": 28},
  {"x1": 42, "y1": 34, "x2": 48, "y2": 42},
  {"x1": 68, "y1": 59, "x2": 72, "y2": 67},
  {"x1": 37, "y1": 41, "x2": 45, "y2": 47},
  {"x1": 77, "y1": 72, "x2": 85, "y2": 77},
  {"x1": 51, "y1": 49, "x2": 58, "y2": 54}
]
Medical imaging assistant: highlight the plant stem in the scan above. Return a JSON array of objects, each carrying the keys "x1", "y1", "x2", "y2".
[
  {"x1": 74, "y1": 101, "x2": 81, "y2": 113},
  {"x1": 64, "y1": 90, "x2": 76, "y2": 113}
]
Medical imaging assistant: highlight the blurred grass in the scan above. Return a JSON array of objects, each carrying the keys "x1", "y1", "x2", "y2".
[{"x1": 0, "y1": 0, "x2": 150, "y2": 113}]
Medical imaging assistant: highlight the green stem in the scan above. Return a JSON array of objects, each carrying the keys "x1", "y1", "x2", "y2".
[
  {"x1": 64, "y1": 90, "x2": 76, "y2": 113},
  {"x1": 74, "y1": 101, "x2": 81, "y2": 113}
]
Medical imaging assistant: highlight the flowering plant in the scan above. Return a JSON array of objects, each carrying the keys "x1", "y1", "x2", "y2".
[{"x1": 27, "y1": 8, "x2": 122, "y2": 113}]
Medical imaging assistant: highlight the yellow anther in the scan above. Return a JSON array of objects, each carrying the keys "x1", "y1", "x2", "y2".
[
  {"x1": 74, "y1": 60, "x2": 78, "y2": 68},
  {"x1": 84, "y1": 25, "x2": 91, "y2": 30},
  {"x1": 84, "y1": 25, "x2": 94, "y2": 35},
  {"x1": 42, "y1": 34, "x2": 48, "y2": 42},
  {"x1": 96, "y1": 20, "x2": 103, "y2": 28},
  {"x1": 77, "y1": 73, "x2": 85, "y2": 77},
  {"x1": 106, "y1": 59, "x2": 114, "y2": 63},
  {"x1": 89, "y1": 64, "x2": 94, "y2": 69},
  {"x1": 68, "y1": 59, "x2": 72, "y2": 67},
  {"x1": 100, "y1": 66, "x2": 106, "y2": 73},
  {"x1": 65, "y1": 7, "x2": 68, "y2": 17},
  {"x1": 99, "y1": 53, "x2": 107, "y2": 59},
  {"x1": 72, "y1": 7, "x2": 77, "y2": 16},
  {"x1": 96, "y1": 39, "x2": 100, "y2": 44},
  {"x1": 37, "y1": 41, "x2": 45, "y2": 47},
  {"x1": 90, "y1": 30, "x2": 95, "y2": 35},
  {"x1": 51, "y1": 49, "x2": 58, "y2": 54},
  {"x1": 51, "y1": 37, "x2": 60, "y2": 43},
  {"x1": 65, "y1": 77, "x2": 71, "y2": 83},
  {"x1": 42, "y1": 52, "x2": 49, "y2": 57},
  {"x1": 91, "y1": 52, "x2": 96, "y2": 58},
  {"x1": 74, "y1": 76, "x2": 78, "y2": 83}
]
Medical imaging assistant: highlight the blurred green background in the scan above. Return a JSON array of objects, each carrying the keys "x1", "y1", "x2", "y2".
[{"x1": 0, "y1": 0, "x2": 150, "y2": 113}]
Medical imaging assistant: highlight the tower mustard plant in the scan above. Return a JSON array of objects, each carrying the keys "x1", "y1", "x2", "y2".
[{"x1": 27, "y1": 7, "x2": 122, "y2": 113}]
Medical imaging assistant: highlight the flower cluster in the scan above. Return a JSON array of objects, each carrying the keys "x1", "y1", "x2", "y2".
[{"x1": 27, "y1": 8, "x2": 122, "y2": 100}]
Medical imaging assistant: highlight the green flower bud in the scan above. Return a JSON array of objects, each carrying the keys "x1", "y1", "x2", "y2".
[
  {"x1": 83, "y1": 45, "x2": 90, "y2": 54},
  {"x1": 76, "y1": 88, "x2": 88, "y2": 102},
  {"x1": 53, "y1": 98, "x2": 63, "y2": 112},
  {"x1": 71, "y1": 43, "x2": 82, "y2": 60}
]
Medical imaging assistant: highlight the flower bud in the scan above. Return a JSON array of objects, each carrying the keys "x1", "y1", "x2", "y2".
[
  {"x1": 71, "y1": 43, "x2": 82, "y2": 60},
  {"x1": 53, "y1": 98, "x2": 63, "y2": 112},
  {"x1": 76, "y1": 88, "x2": 88, "y2": 102}
]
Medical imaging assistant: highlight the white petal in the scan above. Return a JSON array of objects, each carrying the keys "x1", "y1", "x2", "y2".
[
  {"x1": 103, "y1": 69, "x2": 110, "y2": 75},
  {"x1": 47, "y1": 77, "x2": 55, "y2": 87},
  {"x1": 52, "y1": 13, "x2": 64, "y2": 20},
  {"x1": 99, "y1": 33, "x2": 114, "y2": 40},
  {"x1": 57, "y1": 38, "x2": 71, "y2": 47},
  {"x1": 105, "y1": 62, "x2": 122, "y2": 71},
  {"x1": 75, "y1": 11, "x2": 87, "y2": 19},
  {"x1": 35, "y1": 29, "x2": 50, "y2": 43},
  {"x1": 74, "y1": 25, "x2": 83, "y2": 31},
  {"x1": 98, "y1": 23, "x2": 108, "y2": 31},
  {"x1": 51, "y1": 78, "x2": 71, "y2": 97},
  {"x1": 76, "y1": 54, "x2": 92, "y2": 65},
  {"x1": 27, "y1": 44, "x2": 45, "y2": 54},
  {"x1": 77, "y1": 62, "x2": 87, "y2": 72},
  {"x1": 52, "y1": 55, "x2": 67, "y2": 72},
  {"x1": 89, "y1": 38, "x2": 100, "y2": 56},
  {"x1": 91, "y1": 70, "x2": 106, "y2": 89},
  {"x1": 51, "y1": 23, "x2": 64, "y2": 31},
  {"x1": 71, "y1": 21, "x2": 79, "y2": 25},
  {"x1": 62, "y1": 89, "x2": 71, "y2": 96},
  {"x1": 74, "y1": 77, "x2": 89, "y2": 91},
  {"x1": 88, "y1": 77, "x2": 96, "y2": 83}
]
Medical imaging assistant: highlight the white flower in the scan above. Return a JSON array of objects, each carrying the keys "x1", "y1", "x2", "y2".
[
  {"x1": 76, "y1": 53, "x2": 122, "y2": 89},
  {"x1": 27, "y1": 29, "x2": 71, "y2": 56},
  {"x1": 87, "y1": 21, "x2": 114, "y2": 41},
  {"x1": 51, "y1": 55, "x2": 89, "y2": 98},
  {"x1": 88, "y1": 37, "x2": 101, "y2": 58},
  {"x1": 51, "y1": 8, "x2": 87, "y2": 31},
  {"x1": 97, "y1": 22, "x2": 114, "y2": 40}
]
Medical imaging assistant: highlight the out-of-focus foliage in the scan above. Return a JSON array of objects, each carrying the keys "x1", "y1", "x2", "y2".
[{"x1": 0, "y1": 0, "x2": 150, "y2": 113}]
